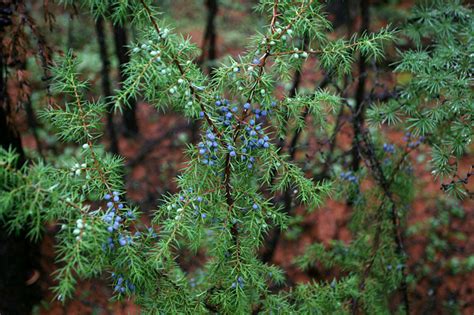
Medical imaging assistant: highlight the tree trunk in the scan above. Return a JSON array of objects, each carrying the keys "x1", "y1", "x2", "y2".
[
  {"x1": 113, "y1": 23, "x2": 138, "y2": 136},
  {"x1": 0, "y1": 6, "x2": 41, "y2": 311},
  {"x1": 96, "y1": 17, "x2": 119, "y2": 154},
  {"x1": 351, "y1": 0, "x2": 369, "y2": 172}
]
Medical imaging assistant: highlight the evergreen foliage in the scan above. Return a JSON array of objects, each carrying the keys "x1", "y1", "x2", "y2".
[
  {"x1": 0, "y1": 0, "x2": 472, "y2": 313},
  {"x1": 367, "y1": 0, "x2": 473, "y2": 197}
]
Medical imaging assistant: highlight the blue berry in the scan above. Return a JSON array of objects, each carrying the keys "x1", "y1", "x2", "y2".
[
  {"x1": 207, "y1": 132, "x2": 215, "y2": 141},
  {"x1": 383, "y1": 143, "x2": 395, "y2": 154},
  {"x1": 119, "y1": 236, "x2": 127, "y2": 246},
  {"x1": 104, "y1": 194, "x2": 111, "y2": 200},
  {"x1": 244, "y1": 103, "x2": 251, "y2": 110}
]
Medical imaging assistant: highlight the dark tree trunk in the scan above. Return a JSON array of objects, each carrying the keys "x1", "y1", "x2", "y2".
[
  {"x1": 96, "y1": 17, "x2": 119, "y2": 154},
  {"x1": 113, "y1": 23, "x2": 138, "y2": 136},
  {"x1": 18, "y1": 61, "x2": 44, "y2": 157},
  {"x1": 192, "y1": 0, "x2": 219, "y2": 144},
  {"x1": 351, "y1": 0, "x2": 369, "y2": 172},
  {"x1": 0, "y1": 6, "x2": 41, "y2": 312},
  {"x1": 204, "y1": 0, "x2": 218, "y2": 73}
]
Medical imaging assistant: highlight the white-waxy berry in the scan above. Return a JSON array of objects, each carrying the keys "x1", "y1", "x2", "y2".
[
  {"x1": 82, "y1": 143, "x2": 89, "y2": 149},
  {"x1": 178, "y1": 78, "x2": 184, "y2": 84},
  {"x1": 301, "y1": 52, "x2": 308, "y2": 58},
  {"x1": 76, "y1": 219, "x2": 83, "y2": 229}
]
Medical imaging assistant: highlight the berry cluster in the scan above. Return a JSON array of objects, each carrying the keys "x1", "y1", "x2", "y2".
[
  {"x1": 198, "y1": 130, "x2": 219, "y2": 166},
  {"x1": 340, "y1": 171, "x2": 358, "y2": 184},
  {"x1": 197, "y1": 99, "x2": 275, "y2": 169},
  {"x1": 383, "y1": 143, "x2": 395, "y2": 154},
  {"x1": 131, "y1": 33, "x2": 194, "y2": 106},
  {"x1": 70, "y1": 162, "x2": 87, "y2": 177},
  {"x1": 168, "y1": 191, "x2": 208, "y2": 221},
  {"x1": 132, "y1": 29, "x2": 169, "y2": 55},
  {"x1": 191, "y1": 196, "x2": 207, "y2": 220},
  {"x1": 231, "y1": 276, "x2": 245, "y2": 289},
  {"x1": 102, "y1": 191, "x2": 133, "y2": 249},
  {"x1": 112, "y1": 273, "x2": 135, "y2": 294},
  {"x1": 403, "y1": 132, "x2": 425, "y2": 148},
  {"x1": 72, "y1": 218, "x2": 90, "y2": 241},
  {"x1": 215, "y1": 98, "x2": 237, "y2": 127}
]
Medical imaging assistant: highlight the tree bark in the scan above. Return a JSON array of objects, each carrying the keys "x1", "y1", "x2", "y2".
[
  {"x1": 113, "y1": 23, "x2": 138, "y2": 136},
  {"x1": 351, "y1": 0, "x2": 369, "y2": 172},
  {"x1": 0, "y1": 5, "x2": 41, "y2": 312},
  {"x1": 96, "y1": 17, "x2": 119, "y2": 154}
]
